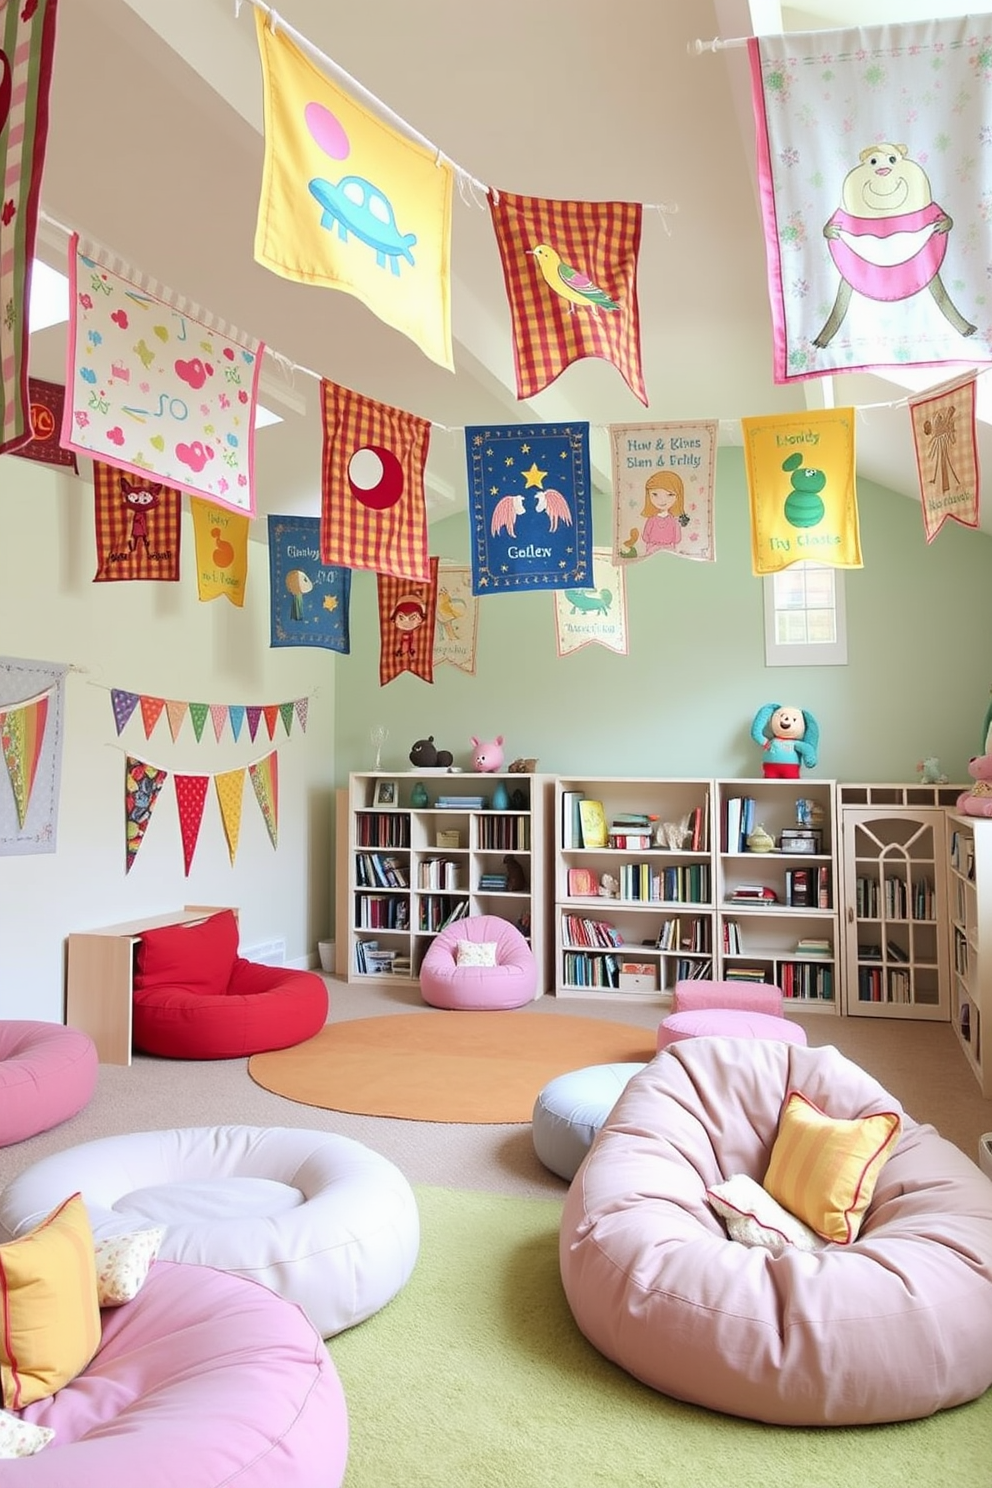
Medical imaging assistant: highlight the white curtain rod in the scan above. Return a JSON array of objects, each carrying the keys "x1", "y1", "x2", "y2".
[{"x1": 688, "y1": 35, "x2": 750, "y2": 55}]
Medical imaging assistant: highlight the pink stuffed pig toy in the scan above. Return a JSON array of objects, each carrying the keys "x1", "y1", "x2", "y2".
[
  {"x1": 957, "y1": 754, "x2": 992, "y2": 817},
  {"x1": 471, "y1": 735, "x2": 504, "y2": 773}
]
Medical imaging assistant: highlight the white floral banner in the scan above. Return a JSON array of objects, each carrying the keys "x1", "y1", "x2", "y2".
[{"x1": 553, "y1": 548, "x2": 628, "y2": 656}]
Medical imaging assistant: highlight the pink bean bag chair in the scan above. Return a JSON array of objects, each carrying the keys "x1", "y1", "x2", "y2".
[
  {"x1": 0, "y1": 1021, "x2": 97, "y2": 1146},
  {"x1": 560, "y1": 1037, "x2": 992, "y2": 1426},
  {"x1": 15, "y1": 1260, "x2": 348, "y2": 1486},
  {"x1": 419, "y1": 914, "x2": 537, "y2": 1010},
  {"x1": 131, "y1": 910, "x2": 328, "y2": 1059}
]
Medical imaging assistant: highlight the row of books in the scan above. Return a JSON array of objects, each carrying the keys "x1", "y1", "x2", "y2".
[
  {"x1": 857, "y1": 940, "x2": 910, "y2": 963},
  {"x1": 854, "y1": 875, "x2": 935, "y2": 921},
  {"x1": 949, "y1": 830, "x2": 976, "y2": 880},
  {"x1": 355, "y1": 852, "x2": 408, "y2": 889},
  {"x1": 357, "y1": 815, "x2": 410, "y2": 849},
  {"x1": 656, "y1": 917, "x2": 710, "y2": 952},
  {"x1": 784, "y1": 866, "x2": 831, "y2": 909},
  {"x1": 417, "y1": 857, "x2": 463, "y2": 892},
  {"x1": 615, "y1": 863, "x2": 711, "y2": 904},
  {"x1": 355, "y1": 940, "x2": 409, "y2": 976},
  {"x1": 857, "y1": 966, "x2": 912, "y2": 1003},
  {"x1": 477, "y1": 817, "x2": 529, "y2": 852},
  {"x1": 419, "y1": 898, "x2": 470, "y2": 933},
  {"x1": 560, "y1": 913, "x2": 623, "y2": 949},
  {"x1": 354, "y1": 894, "x2": 409, "y2": 930},
  {"x1": 779, "y1": 961, "x2": 834, "y2": 1000}
]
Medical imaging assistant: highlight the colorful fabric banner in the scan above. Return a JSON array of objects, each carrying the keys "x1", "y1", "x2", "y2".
[
  {"x1": 111, "y1": 686, "x2": 309, "y2": 742},
  {"x1": 253, "y1": 11, "x2": 453, "y2": 370},
  {"x1": 748, "y1": 18, "x2": 992, "y2": 383},
  {"x1": 378, "y1": 558, "x2": 438, "y2": 686},
  {"x1": 553, "y1": 548, "x2": 629, "y2": 657},
  {"x1": 92, "y1": 459, "x2": 181, "y2": 583},
  {"x1": 465, "y1": 422, "x2": 592, "y2": 593},
  {"x1": 191, "y1": 498, "x2": 250, "y2": 606},
  {"x1": 741, "y1": 407, "x2": 863, "y2": 575},
  {"x1": 249, "y1": 752, "x2": 279, "y2": 850},
  {"x1": 174, "y1": 773, "x2": 209, "y2": 877},
  {"x1": 908, "y1": 372, "x2": 981, "y2": 544},
  {"x1": 267, "y1": 514, "x2": 351, "y2": 651},
  {"x1": 214, "y1": 767, "x2": 245, "y2": 866},
  {"x1": 10, "y1": 380, "x2": 77, "y2": 470},
  {"x1": 434, "y1": 565, "x2": 478, "y2": 674},
  {"x1": 61, "y1": 236, "x2": 263, "y2": 514},
  {"x1": 609, "y1": 421, "x2": 717, "y2": 565},
  {"x1": 0, "y1": 0, "x2": 58, "y2": 454},
  {"x1": 320, "y1": 379, "x2": 430, "y2": 581},
  {"x1": 0, "y1": 657, "x2": 65, "y2": 856},
  {"x1": 124, "y1": 754, "x2": 167, "y2": 875},
  {"x1": 489, "y1": 190, "x2": 645, "y2": 405}
]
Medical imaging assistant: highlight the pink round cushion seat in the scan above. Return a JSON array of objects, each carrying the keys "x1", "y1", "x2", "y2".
[
  {"x1": 560, "y1": 1037, "x2": 992, "y2": 1426},
  {"x1": 419, "y1": 914, "x2": 537, "y2": 1010},
  {"x1": 16, "y1": 1259, "x2": 348, "y2": 1487},
  {"x1": 657, "y1": 1006, "x2": 808, "y2": 1051},
  {"x1": 672, "y1": 979, "x2": 783, "y2": 1016},
  {"x1": 0, "y1": 1020, "x2": 97, "y2": 1146},
  {"x1": 131, "y1": 910, "x2": 328, "y2": 1059}
]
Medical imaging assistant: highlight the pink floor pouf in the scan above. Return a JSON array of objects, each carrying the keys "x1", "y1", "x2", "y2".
[
  {"x1": 16, "y1": 1259, "x2": 348, "y2": 1486},
  {"x1": 0, "y1": 1021, "x2": 97, "y2": 1146},
  {"x1": 657, "y1": 1006, "x2": 808, "y2": 1051}
]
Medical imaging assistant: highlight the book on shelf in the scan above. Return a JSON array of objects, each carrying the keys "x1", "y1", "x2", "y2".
[
  {"x1": 886, "y1": 940, "x2": 910, "y2": 962},
  {"x1": 725, "y1": 965, "x2": 771, "y2": 983},
  {"x1": 785, "y1": 868, "x2": 811, "y2": 908},
  {"x1": 728, "y1": 885, "x2": 777, "y2": 905},
  {"x1": 578, "y1": 799, "x2": 609, "y2": 849},
  {"x1": 612, "y1": 812, "x2": 652, "y2": 826},
  {"x1": 567, "y1": 866, "x2": 600, "y2": 897},
  {"x1": 795, "y1": 937, "x2": 831, "y2": 955},
  {"x1": 561, "y1": 790, "x2": 583, "y2": 848},
  {"x1": 609, "y1": 831, "x2": 653, "y2": 850},
  {"x1": 436, "y1": 796, "x2": 486, "y2": 809}
]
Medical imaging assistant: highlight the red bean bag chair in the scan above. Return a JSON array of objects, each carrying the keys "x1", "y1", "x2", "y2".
[{"x1": 132, "y1": 911, "x2": 328, "y2": 1060}]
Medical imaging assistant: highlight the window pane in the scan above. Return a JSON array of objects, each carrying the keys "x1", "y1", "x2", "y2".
[
  {"x1": 776, "y1": 612, "x2": 808, "y2": 645},
  {"x1": 803, "y1": 571, "x2": 834, "y2": 608},
  {"x1": 805, "y1": 608, "x2": 836, "y2": 644},
  {"x1": 773, "y1": 570, "x2": 806, "y2": 608}
]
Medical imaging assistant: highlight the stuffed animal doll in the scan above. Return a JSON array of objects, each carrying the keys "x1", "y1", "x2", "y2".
[
  {"x1": 751, "y1": 704, "x2": 819, "y2": 779},
  {"x1": 957, "y1": 754, "x2": 992, "y2": 817}
]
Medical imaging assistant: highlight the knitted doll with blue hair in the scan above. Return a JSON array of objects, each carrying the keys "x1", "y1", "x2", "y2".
[{"x1": 751, "y1": 704, "x2": 819, "y2": 779}]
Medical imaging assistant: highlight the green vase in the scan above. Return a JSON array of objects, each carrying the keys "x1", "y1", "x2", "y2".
[{"x1": 410, "y1": 781, "x2": 430, "y2": 809}]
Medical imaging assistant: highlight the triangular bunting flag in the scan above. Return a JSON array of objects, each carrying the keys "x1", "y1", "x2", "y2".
[
  {"x1": 229, "y1": 705, "x2": 246, "y2": 742},
  {"x1": 210, "y1": 703, "x2": 229, "y2": 743},
  {"x1": 294, "y1": 698, "x2": 309, "y2": 733},
  {"x1": 174, "y1": 774, "x2": 210, "y2": 877},
  {"x1": 214, "y1": 767, "x2": 246, "y2": 867},
  {"x1": 0, "y1": 693, "x2": 50, "y2": 830},
  {"x1": 378, "y1": 558, "x2": 438, "y2": 686},
  {"x1": 125, "y1": 755, "x2": 168, "y2": 875},
  {"x1": 249, "y1": 751, "x2": 279, "y2": 850},
  {"x1": 908, "y1": 372, "x2": 981, "y2": 544},
  {"x1": 139, "y1": 695, "x2": 166, "y2": 739},
  {"x1": 110, "y1": 689, "x2": 140, "y2": 736},
  {"x1": 262, "y1": 704, "x2": 280, "y2": 741},
  {"x1": 279, "y1": 701, "x2": 295, "y2": 737},
  {"x1": 165, "y1": 699, "x2": 188, "y2": 743},
  {"x1": 189, "y1": 703, "x2": 210, "y2": 743},
  {"x1": 246, "y1": 706, "x2": 263, "y2": 743}
]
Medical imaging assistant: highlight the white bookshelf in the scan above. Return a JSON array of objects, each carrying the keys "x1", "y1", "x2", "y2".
[{"x1": 947, "y1": 814, "x2": 992, "y2": 1096}]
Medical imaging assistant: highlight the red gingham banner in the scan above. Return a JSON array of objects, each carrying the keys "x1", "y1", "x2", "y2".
[
  {"x1": 489, "y1": 190, "x2": 646, "y2": 407},
  {"x1": 320, "y1": 380, "x2": 430, "y2": 582}
]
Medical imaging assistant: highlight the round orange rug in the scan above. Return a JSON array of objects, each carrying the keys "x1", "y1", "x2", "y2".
[{"x1": 248, "y1": 1012, "x2": 656, "y2": 1124}]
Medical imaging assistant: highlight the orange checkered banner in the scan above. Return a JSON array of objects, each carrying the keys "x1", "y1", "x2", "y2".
[
  {"x1": 92, "y1": 460, "x2": 181, "y2": 583},
  {"x1": 907, "y1": 372, "x2": 981, "y2": 544},
  {"x1": 489, "y1": 190, "x2": 645, "y2": 405},
  {"x1": 253, "y1": 9, "x2": 454, "y2": 370},
  {"x1": 742, "y1": 407, "x2": 862, "y2": 576},
  {"x1": 321, "y1": 380, "x2": 430, "y2": 582},
  {"x1": 191, "y1": 498, "x2": 250, "y2": 606},
  {"x1": 0, "y1": 657, "x2": 66, "y2": 856},
  {"x1": 378, "y1": 558, "x2": 438, "y2": 687}
]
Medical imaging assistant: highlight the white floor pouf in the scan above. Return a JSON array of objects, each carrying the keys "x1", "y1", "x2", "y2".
[
  {"x1": 532, "y1": 1062, "x2": 647, "y2": 1181},
  {"x1": 0, "y1": 1125, "x2": 420, "y2": 1338}
]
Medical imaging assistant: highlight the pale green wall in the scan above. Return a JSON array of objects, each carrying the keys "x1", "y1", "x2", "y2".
[{"x1": 333, "y1": 448, "x2": 992, "y2": 785}]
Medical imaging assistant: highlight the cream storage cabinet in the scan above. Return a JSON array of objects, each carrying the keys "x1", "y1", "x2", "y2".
[
  {"x1": 337, "y1": 772, "x2": 547, "y2": 991},
  {"x1": 838, "y1": 784, "x2": 959, "y2": 1021},
  {"x1": 948, "y1": 814, "x2": 992, "y2": 1095}
]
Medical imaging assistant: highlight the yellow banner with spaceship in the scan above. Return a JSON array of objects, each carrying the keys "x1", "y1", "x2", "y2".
[
  {"x1": 125, "y1": 750, "x2": 278, "y2": 876},
  {"x1": 0, "y1": 658, "x2": 67, "y2": 857},
  {"x1": 907, "y1": 372, "x2": 981, "y2": 545},
  {"x1": 609, "y1": 421, "x2": 717, "y2": 565},
  {"x1": 253, "y1": 10, "x2": 453, "y2": 370},
  {"x1": 433, "y1": 566, "x2": 478, "y2": 674},
  {"x1": 553, "y1": 548, "x2": 628, "y2": 657},
  {"x1": 741, "y1": 407, "x2": 862, "y2": 576}
]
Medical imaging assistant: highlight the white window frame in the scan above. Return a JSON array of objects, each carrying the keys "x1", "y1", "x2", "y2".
[{"x1": 763, "y1": 562, "x2": 848, "y2": 667}]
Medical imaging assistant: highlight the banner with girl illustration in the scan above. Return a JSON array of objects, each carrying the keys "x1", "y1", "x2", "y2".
[{"x1": 610, "y1": 421, "x2": 717, "y2": 564}]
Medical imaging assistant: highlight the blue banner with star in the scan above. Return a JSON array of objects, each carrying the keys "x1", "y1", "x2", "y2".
[
  {"x1": 268, "y1": 515, "x2": 351, "y2": 651},
  {"x1": 465, "y1": 423, "x2": 592, "y2": 594}
]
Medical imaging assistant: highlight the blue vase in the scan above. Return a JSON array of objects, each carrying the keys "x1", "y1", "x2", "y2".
[
  {"x1": 492, "y1": 780, "x2": 509, "y2": 811},
  {"x1": 410, "y1": 781, "x2": 430, "y2": 809}
]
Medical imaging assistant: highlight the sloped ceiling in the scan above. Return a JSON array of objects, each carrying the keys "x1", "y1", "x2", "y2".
[{"x1": 24, "y1": 0, "x2": 992, "y2": 531}]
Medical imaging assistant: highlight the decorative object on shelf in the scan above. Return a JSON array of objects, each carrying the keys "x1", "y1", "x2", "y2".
[
  {"x1": 510, "y1": 788, "x2": 527, "y2": 810},
  {"x1": 750, "y1": 703, "x2": 819, "y2": 779},
  {"x1": 409, "y1": 735, "x2": 453, "y2": 769},
  {"x1": 917, "y1": 756, "x2": 948, "y2": 785},
  {"x1": 471, "y1": 735, "x2": 504, "y2": 773},
  {"x1": 508, "y1": 757, "x2": 538, "y2": 773},
  {"x1": 654, "y1": 814, "x2": 691, "y2": 849},
  {"x1": 746, "y1": 823, "x2": 776, "y2": 853},
  {"x1": 956, "y1": 754, "x2": 992, "y2": 818},
  {"x1": 370, "y1": 724, "x2": 388, "y2": 771},
  {"x1": 410, "y1": 780, "x2": 430, "y2": 809},
  {"x1": 503, "y1": 854, "x2": 526, "y2": 892},
  {"x1": 373, "y1": 779, "x2": 398, "y2": 807},
  {"x1": 491, "y1": 780, "x2": 510, "y2": 811},
  {"x1": 598, "y1": 873, "x2": 620, "y2": 899}
]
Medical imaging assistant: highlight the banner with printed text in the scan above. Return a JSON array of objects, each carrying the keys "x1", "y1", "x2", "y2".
[
  {"x1": 553, "y1": 548, "x2": 628, "y2": 657},
  {"x1": 908, "y1": 372, "x2": 981, "y2": 544},
  {"x1": 0, "y1": 657, "x2": 66, "y2": 856},
  {"x1": 254, "y1": 11, "x2": 453, "y2": 370},
  {"x1": 433, "y1": 565, "x2": 478, "y2": 673},
  {"x1": 741, "y1": 407, "x2": 862, "y2": 575},
  {"x1": 268, "y1": 514, "x2": 351, "y2": 651},
  {"x1": 61, "y1": 236, "x2": 263, "y2": 515},
  {"x1": 191, "y1": 498, "x2": 250, "y2": 606},
  {"x1": 610, "y1": 421, "x2": 717, "y2": 564}
]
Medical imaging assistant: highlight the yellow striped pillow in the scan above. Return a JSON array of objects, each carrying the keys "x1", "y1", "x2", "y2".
[
  {"x1": 0, "y1": 1193, "x2": 101, "y2": 1409},
  {"x1": 764, "y1": 1091, "x2": 901, "y2": 1244}
]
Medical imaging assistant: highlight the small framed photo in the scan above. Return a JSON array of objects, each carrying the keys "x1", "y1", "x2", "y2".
[{"x1": 373, "y1": 779, "x2": 398, "y2": 807}]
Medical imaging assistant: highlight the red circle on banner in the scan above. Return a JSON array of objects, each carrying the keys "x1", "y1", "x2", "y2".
[{"x1": 348, "y1": 445, "x2": 404, "y2": 511}]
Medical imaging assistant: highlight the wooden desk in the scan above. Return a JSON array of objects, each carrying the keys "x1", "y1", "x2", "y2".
[{"x1": 65, "y1": 906, "x2": 234, "y2": 1065}]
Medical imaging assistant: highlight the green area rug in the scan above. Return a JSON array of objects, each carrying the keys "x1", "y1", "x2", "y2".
[{"x1": 329, "y1": 1187, "x2": 992, "y2": 1488}]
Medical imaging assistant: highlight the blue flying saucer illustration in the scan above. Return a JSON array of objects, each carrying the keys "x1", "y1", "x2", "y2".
[{"x1": 308, "y1": 174, "x2": 416, "y2": 275}]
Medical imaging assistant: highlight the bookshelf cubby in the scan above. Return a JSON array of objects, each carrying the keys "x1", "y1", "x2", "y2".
[{"x1": 947, "y1": 813, "x2": 992, "y2": 1095}]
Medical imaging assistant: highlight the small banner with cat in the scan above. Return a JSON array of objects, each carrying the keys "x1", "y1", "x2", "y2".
[
  {"x1": 268, "y1": 514, "x2": 352, "y2": 652},
  {"x1": 465, "y1": 422, "x2": 593, "y2": 594},
  {"x1": 377, "y1": 557, "x2": 438, "y2": 686},
  {"x1": 92, "y1": 460, "x2": 182, "y2": 582},
  {"x1": 191, "y1": 498, "x2": 250, "y2": 606},
  {"x1": 553, "y1": 547, "x2": 629, "y2": 657},
  {"x1": 741, "y1": 407, "x2": 862, "y2": 575},
  {"x1": 907, "y1": 371, "x2": 981, "y2": 544},
  {"x1": 610, "y1": 421, "x2": 717, "y2": 564}
]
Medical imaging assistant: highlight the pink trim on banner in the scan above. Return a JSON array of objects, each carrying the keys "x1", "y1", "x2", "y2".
[{"x1": 746, "y1": 36, "x2": 788, "y2": 386}]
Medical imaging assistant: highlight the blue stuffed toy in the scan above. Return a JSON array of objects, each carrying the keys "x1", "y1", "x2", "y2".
[{"x1": 751, "y1": 704, "x2": 819, "y2": 779}]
